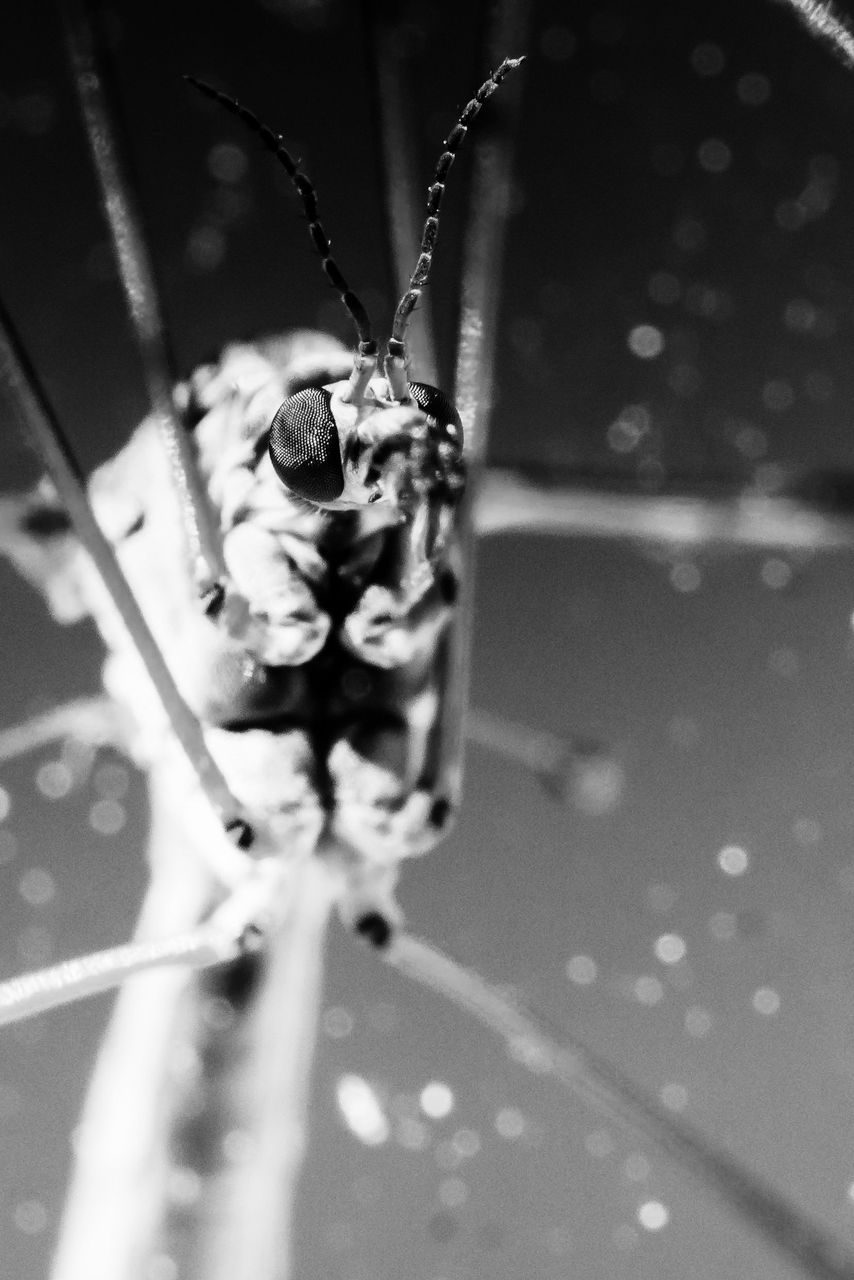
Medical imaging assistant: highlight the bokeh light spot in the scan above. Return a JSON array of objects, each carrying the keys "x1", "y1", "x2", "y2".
[
  {"x1": 752, "y1": 987, "x2": 781, "y2": 1016},
  {"x1": 13, "y1": 1198, "x2": 47, "y2": 1235},
  {"x1": 737, "y1": 72, "x2": 771, "y2": 105},
  {"x1": 660, "y1": 1082, "x2": 688, "y2": 1111},
  {"x1": 336, "y1": 1075, "x2": 389, "y2": 1147},
  {"x1": 698, "y1": 137, "x2": 731, "y2": 173},
  {"x1": 634, "y1": 975, "x2": 664, "y2": 1005},
  {"x1": 495, "y1": 1107, "x2": 525, "y2": 1139},
  {"x1": 670, "y1": 561, "x2": 701, "y2": 593},
  {"x1": 585, "y1": 1128, "x2": 615, "y2": 1158},
  {"x1": 684, "y1": 1006, "x2": 713, "y2": 1037},
  {"x1": 566, "y1": 954, "x2": 597, "y2": 985},
  {"x1": 420, "y1": 1081, "x2": 454, "y2": 1120},
  {"x1": 792, "y1": 817, "x2": 822, "y2": 847},
  {"x1": 760, "y1": 558, "x2": 792, "y2": 590},
  {"x1": 438, "y1": 1176, "x2": 468, "y2": 1208},
  {"x1": 36, "y1": 760, "x2": 72, "y2": 800},
  {"x1": 18, "y1": 866, "x2": 55, "y2": 906},
  {"x1": 613, "y1": 1223, "x2": 639, "y2": 1250},
  {"x1": 89, "y1": 798, "x2": 126, "y2": 836},
  {"x1": 691, "y1": 42, "x2": 725, "y2": 75},
  {"x1": 607, "y1": 403, "x2": 650, "y2": 452},
  {"x1": 186, "y1": 225, "x2": 226, "y2": 272},
  {"x1": 638, "y1": 1200, "x2": 670, "y2": 1231},
  {"x1": 628, "y1": 324, "x2": 665, "y2": 359},
  {"x1": 452, "y1": 1127, "x2": 481, "y2": 1160},
  {"x1": 207, "y1": 141, "x2": 249, "y2": 184},
  {"x1": 322, "y1": 1006, "x2": 354, "y2": 1039},
  {"x1": 717, "y1": 845, "x2": 749, "y2": 876},
  {"x1": 654, "y1": 933, "x2": 686, "y2": 964}
]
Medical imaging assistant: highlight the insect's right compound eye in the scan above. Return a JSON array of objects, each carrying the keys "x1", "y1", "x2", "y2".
[{"x1": 268, "y1": 387, "x2": 345, "y2": 504}]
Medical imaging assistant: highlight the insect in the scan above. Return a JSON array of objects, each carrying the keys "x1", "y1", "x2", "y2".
[{"x1": 4, "y1": 2, "x2": 854, "y2": 1279}]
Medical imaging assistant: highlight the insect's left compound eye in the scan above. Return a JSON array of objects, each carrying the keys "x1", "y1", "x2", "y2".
[
  {"x1": 408, "y1": 382, "x2": 463, "y2": 446},
  {"x1": 269, "y1": 387, "x2": 345, "y2": 503}
]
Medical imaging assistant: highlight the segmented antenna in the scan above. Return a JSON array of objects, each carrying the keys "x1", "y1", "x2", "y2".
[
  {"x1": 185, "y1": 76, "x2": 377, "y2": 362},
  {"x1": 385, "y1": 55, "x2": 525, "y2": 400}
]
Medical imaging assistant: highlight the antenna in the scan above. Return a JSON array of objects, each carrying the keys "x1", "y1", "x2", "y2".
[
  {"x1": 384, "y1": 55, "x2": 525, "y2": 401},
  {"x1": 184, "y1": 76, "x2": 377, "y2": 400}
]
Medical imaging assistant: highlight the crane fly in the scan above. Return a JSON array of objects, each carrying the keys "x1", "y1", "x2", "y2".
[{"x1": 2, "y1": 2, "x2": 854, "y2": 1279}]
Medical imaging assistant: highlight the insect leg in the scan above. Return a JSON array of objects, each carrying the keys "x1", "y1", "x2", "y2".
[
  {"x1": 386, "y1": 933, "x2": 854, "y2": 1280},
  {"x1": 475, "y1": 464, "x2": 854, "y2": 550},
  {"x1": 0, "y1": 696, "x2": 124, "y2": 764},
  {"x1": 426, "y1": 0, "x2": 531, "y2": 811},
  {"x1": 361, "y1": 0, "x2": 438, "y2": 379},
  {"x1": 61, "y1": 0, "x2": 226, "y2": 603},
  {"x1": 0, "y1": 301, "x2": 254, "y2": 877}
]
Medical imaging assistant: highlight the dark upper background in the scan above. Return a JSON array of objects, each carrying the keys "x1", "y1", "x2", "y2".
[{"x1": 4, "y1": 1, "x2": 854, "y2": 1278}]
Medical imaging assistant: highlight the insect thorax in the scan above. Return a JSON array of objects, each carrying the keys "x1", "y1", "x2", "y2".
[{"x1": 65, "y1": 333, "x2": 465, "y2": 920}]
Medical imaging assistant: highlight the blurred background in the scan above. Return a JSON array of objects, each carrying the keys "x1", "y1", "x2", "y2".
[{"x1": 3, "y1": 0, "x2": 854, "y2": 1276}]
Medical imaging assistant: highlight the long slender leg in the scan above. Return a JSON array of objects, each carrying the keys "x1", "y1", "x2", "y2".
[
  {"x1": 200, "y1": 859, "x2": 335, "y2": 1280},
  {"x1": 387, "y1": 933, "x2": 854, "y2": 1280},
  {"x1": 0, "y1": 302, "x2": 252, "y2": 868},
  {"x1": 61, "y1": 0, "x2": 225, "y2": 603},
  {"x1": 49, "y1": 762, "x2": 222, "y2": 1280},
  {"x1": 361, "y1": 0, "x2": 439, "y2": 380},
  {"x1": 476, "y1": 465, "x2": 854, "y2": 550},
  {"x1": 0, "y1": 697, "x2": 123, "y2": 764},
  {"x1": 433, "y1": 0, "x2": 532, "y2": 804}
]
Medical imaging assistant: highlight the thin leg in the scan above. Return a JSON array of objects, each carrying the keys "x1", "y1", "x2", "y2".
[
  {"x1": 436, "y1": 0, "x2": 532, "y2": 806},
  {"x1": 387, "y1": 933, "x2": 854, "y2": 1280},
  {"x1": 61, "y1": 0, "x2": 225, "y2": 601},
  {"x1": 361, "y1": 0, "x2": 438, "y2": 379},
  {"x1": 0, "y1": 302, "x2": 251, "y2": 864},
  {"x1": 0, "y1": 696, "x2": 123, "y2": 763},
  {"x1": 475, "y1": 465, "x2": 854, "y2": 550},
  {"x1": 465, "y1": 707, "x2": 622, "y2": 809}
]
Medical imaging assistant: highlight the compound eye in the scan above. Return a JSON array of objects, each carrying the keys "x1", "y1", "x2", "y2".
[
  {"x1": 407, "y1": 382, "x2": 463, "y2": 445},
  {"x1": 268, "y1": 387, "x2": 345, "y2": 503}
]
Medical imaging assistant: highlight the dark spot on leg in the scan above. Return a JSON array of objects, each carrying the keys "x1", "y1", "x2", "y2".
[
  {"x1": 200, "y1": 580, "x2": 226, "y2": 617},
  {"x1": 354, "y1": 911, "x2": 393, "y2": 949},
  {"x1": 226, "y1": 817, "x2": 255, "y2": 850},
  {"x1": 438, "y1": 568, "x2": 458, "y2": 605},
  {"x1": 20, "y1": 504, "x2": 71, "y2": 538},
  {"x1": 429, "y1": 796, "x2": 452, "y2": 830}
]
